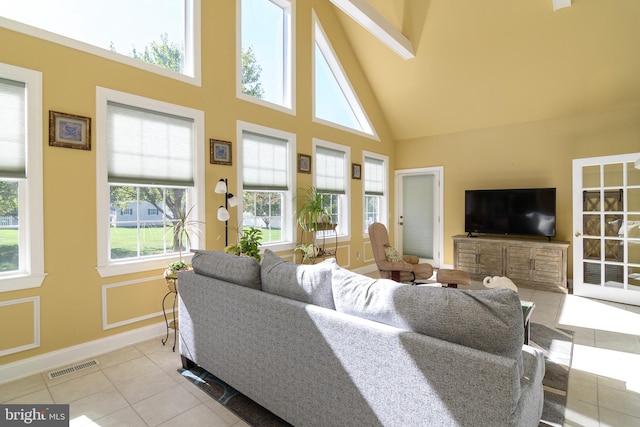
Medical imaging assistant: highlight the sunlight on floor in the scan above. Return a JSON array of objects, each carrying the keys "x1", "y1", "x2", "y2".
[
  {"x1": 558, "y1": 295, "x2": 640, "y2": 335},
  {"x1": 572, "y1": 344, "x2": 640, "y2": 393}
]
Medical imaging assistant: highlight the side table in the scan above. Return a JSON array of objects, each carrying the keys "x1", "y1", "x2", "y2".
[
  {"x1": 162, "y1": 277, "x2": 178, "y2": 351},
  {"x1": 521, "y1": 300, "x2": 535, "y2": 345}
]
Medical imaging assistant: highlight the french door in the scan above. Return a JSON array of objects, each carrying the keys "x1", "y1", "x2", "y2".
[
  {"x1": 395, "y1": 167, "x2": 443, "y2": 268},
  {"x1": 572, "y1": 153, "x2": 640, "y2": 305}
]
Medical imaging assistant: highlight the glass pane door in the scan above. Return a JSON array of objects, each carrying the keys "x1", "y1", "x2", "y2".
[{"x1": 573, "y1": 153, "x2": 640, "y2": 306}]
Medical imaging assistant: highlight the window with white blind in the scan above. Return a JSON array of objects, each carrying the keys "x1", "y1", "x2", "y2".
[
  {"x1": 96, "y1": 87, "x2": 205, "y2": 277},
  {"x1": 240, "y1": 124, "x2": 294, "y2": 248},
  {"x1": 314, "y1": 141, "x2": 349, "y2": 237},
  {"x1": 364, "y1": 153, "x2": 388, "y2": 233},
  {"x1": 0, "y1": 63, "x2": 44, "y2": 292}
]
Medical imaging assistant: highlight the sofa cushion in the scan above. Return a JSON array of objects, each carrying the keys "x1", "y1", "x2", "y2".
[
  {"x1": 332, "y1": 265, "x2": 524, "y2": 369},
  {"x1": 191, "y1": 250, "x2": 261, "y2": 290},
  {"x1": 261, "y1": 249, "x2": 336, "y2": 309}
]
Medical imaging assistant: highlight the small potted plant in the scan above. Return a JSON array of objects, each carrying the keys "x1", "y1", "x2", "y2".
[
  {"x1": 164, "y1": 205, "x2": 202, "y2": 281},
  {"x1": 223, "y1": 226, "x2": 263, "y2": 261}
]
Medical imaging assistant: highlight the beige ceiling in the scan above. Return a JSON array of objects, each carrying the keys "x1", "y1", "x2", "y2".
[{"x1": 332, "y1": 0, "x2": 640, "y2": 141}]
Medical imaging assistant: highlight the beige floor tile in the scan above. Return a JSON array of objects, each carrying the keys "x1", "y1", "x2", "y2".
[
  {"x1": 91, "y1": 406, "x2": 148, "y2": 427},
  {"x1": 567, "y1": 376, "x2": 598, "y2": 405},
  {"x1": 0, "y1": 373, "x2": 46, "y2": 402},
  {"x1": 599, "y1": 407, "x2": 640, "y2": 427},
  {"x1": 564, "y1": 398, "x2": 600, "y2": 427},
  {"x1": 158, "y1": 403, "x2": 230, "y2": 426},
  {"x1": 5, "y1": 388, "x2": 54, "y2": 405},
  {"x1": 132, "y1": 383, "x2": 201, "y2": 426},
  {"x1": 68, "y1": 386, "x2": 129, "y2": 424},
  {"x1": 598, "y1": 383, "x2": 640, "y2": 418},
  {"x1": 116, "y1": 368, "x2": 178, "y2": 404},
  {"x1": 98, "y1": 345, "x2": 145, "y2": 369},
  {"x1": 49, "y1": 371, "x2": 112, "y2": 404},
  {"x1": 102, "y1": 355, "x2": 159, "y2": 385}
]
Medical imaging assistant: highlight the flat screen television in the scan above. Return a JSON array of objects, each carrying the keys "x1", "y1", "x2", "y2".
[{"x1": 465, "y1": 188, "x2": 556, "y2": 238}]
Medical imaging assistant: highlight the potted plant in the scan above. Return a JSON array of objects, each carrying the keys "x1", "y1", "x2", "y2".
[
  {"x1": 224, "y1": 226, "x2": 263, "y2": 261},
  {"x1": 295, "y1": 186, "x2": 332, "y2": 231},
  {"x1": 164, "y1": 205, "x2": 202, "y2": 280}
]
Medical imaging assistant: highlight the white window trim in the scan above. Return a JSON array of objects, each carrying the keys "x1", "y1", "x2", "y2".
[
  {"x1": 311, "y1": 11, "x2": 378, "y2": 140},
  {"x1": 96, "y1": 87, "x2": 206, "y2": 277},
  {"x1": 0, "y1": 0, "x2": 201, "y2": 86},
  {"x1": 0, "y1": 63, "x2": 46, "y2": 292},
  {"x1": 236, "y1": 0, "x2": 296, "y2": 115},
  {"x1": 362, "y1": 151, "x2": 389, "y2": 236},
  {"x1": 312, "y1": 138, "x2": 351, "y2": 241},
  {"x1": 237, "y1": 120, "x2": 296, "y2": 253}
]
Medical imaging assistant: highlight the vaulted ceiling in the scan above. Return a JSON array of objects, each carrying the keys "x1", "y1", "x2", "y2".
[{"x1": 332, "y1": 0, "x2": 640, "y2": 141}]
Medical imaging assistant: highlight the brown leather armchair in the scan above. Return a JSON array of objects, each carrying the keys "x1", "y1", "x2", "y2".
[{"x1": 368, "y1": 222, "x2": 471, "y2": 287}]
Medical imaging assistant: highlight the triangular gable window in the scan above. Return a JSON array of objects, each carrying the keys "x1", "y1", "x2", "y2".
[{"x1": 313, "y1": 14, "x2": 375, "y2": 137}]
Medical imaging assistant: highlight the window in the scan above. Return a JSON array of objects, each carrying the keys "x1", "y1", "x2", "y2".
[
  {"x1": 363, "y1": 153, "x2": 388, "y2": 232},
  {"x1": 0, "y1": 63, "x2": 44, "y2": 292},
  {"x1": 239, "y1": 123, "x2": 295, "y2": 250},
  {"x1": 0, "y1": 0, "x2": 200, "y2": 84},
  {"x1": 313, "y1": 12, "x2": 375, "y2": 137},
  {"x1": 96, "y1": 88, "x2": 205, "y2": 277},
  {"x1": 314, "y1": 141, "x2": 349, "y2": 237},
  {"x1": 239, "y1": 0, "x2": 294, "y2": 111}
]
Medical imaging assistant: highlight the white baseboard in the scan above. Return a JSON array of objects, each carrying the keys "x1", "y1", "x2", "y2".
[
  {"x1": 0, "y1": 322, "x2": 166, "y2": 385},
  {"x1": 351, "y1": 264, "x2": 378, "y2": 275}
]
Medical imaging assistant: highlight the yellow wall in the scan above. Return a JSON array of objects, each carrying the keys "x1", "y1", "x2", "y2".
[
  {"x1": 395, "y1": 105, "x2": 640, "y2": 272},
  {"x1": 0, "y1": 1, "x2": 395, "y2": 366}
]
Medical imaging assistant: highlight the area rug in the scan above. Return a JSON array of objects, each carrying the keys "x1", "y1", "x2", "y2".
[
  {"x1": 530, "y1": 323, "x2": 574, "y2": 427},
  {"x1": 180, "y1": 324, "x2": 574, "y2": 427},
  {"x1": 179, "y1": 367, "x2": 292, "y2": 426}
]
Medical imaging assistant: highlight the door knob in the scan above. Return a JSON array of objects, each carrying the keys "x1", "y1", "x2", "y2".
[{"x1": 575, "y1": 232, "x2": 582, "y2": 238}]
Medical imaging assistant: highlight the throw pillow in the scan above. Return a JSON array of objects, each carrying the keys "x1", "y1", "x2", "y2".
[
  {"x1": 384, "y1": 245, "x2": 404, "y2": 263},
  {"x1": 261, "y1": 249, "x2": 336, "y2": 309},
  {"x1": 191, "y1": 250, "x2": 261, "y2": 290},
  {"x1": 332, "y1": 265, "x2": 524, "y2": 371}
]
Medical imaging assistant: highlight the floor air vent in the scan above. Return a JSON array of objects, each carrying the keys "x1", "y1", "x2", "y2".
[{"x1": 48, "y1": 359, "x2": 99, "y2": 379}]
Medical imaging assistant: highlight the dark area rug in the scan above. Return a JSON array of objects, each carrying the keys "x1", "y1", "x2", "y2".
[
  {"x1": 530, "y1": 323, "x2": 575, "y2": 427},
  {"x1": 180, "y1": 324, "x2": 574, "y2": 427},
  {"x1": 179, "y1": 367, "x2": 292, "y2": 426}
]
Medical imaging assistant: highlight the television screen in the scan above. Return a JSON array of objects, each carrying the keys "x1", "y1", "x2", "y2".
[{"x1": 465, "y1": 188, "x2": 556, "y2": 237}]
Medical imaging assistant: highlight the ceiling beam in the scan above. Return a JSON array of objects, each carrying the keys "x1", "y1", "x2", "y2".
[{"x1": 329, "y1": 0, "x2": 415, "y2": 60}]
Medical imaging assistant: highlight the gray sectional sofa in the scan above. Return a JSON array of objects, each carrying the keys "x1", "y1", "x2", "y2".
[{"x1": 178, "y1": 249, "x2": 545, "y2": 427}]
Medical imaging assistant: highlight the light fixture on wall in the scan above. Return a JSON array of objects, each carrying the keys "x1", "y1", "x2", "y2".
[{"x1": 215, "y1": 178, "x2": 239, "y2": 246}]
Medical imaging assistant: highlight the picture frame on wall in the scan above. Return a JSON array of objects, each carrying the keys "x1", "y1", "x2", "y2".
[
  {"x1": 298, "y1": 154, "x2": 311, "y2": 174},
  {"x1": 352, "y1": 163, "x2": 362, "y2": 179},
  {"x1": 210, "y1": 139, "x2": 232, "y2": 165},
  {"x1": 49, "y1": 111, "x2": 91, "y2": 151}
]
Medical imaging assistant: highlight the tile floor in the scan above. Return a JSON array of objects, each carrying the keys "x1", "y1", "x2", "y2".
[{"x1": 1, "y1": 284, "x2": 639, "y2": 426}]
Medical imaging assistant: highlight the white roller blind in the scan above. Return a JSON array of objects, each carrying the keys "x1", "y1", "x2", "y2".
[
  {"x1": 364, "y1": 157, "x2": 384, "y2": 196},
  {"x1": 316, "y1": 145, "x2": 345, "y2": 194},
  {"x1": 242, "y1": 131, "x2": 288, "y2": 190},
  {"x1": 107, "y1": 101, "x2": 194, "y2": 186},
  {"x1": 0, "y1": 78, "x2": 26, "y2": 179}
]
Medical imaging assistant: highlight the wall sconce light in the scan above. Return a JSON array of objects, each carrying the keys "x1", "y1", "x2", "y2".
[{"x1": 215, "y1": 178, "x2": 239, "y2": 246}]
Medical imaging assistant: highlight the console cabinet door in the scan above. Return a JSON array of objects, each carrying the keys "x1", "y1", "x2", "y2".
[
  {"x1": 532, "y1": 247, "x2": 565, "y2": 284},
  {"x1": 478, "y1": 243, "x2": 503, "y2": 276},
  {"x1": 454, "y1": 240, "x2": 503, "y2": 276},
  {"x1": 506, "y1": 246, "x2": 533, "y2": 281}
]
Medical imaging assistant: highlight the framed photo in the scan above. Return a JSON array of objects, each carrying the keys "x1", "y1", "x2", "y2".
[
  {"x1": 49, "y1": 111, "x2": 91, "y2": 151},
  {"x1": 298, "y1": 154, "x2": 311, "y2": 174},
  {"x1": 352, "y1": 163, "x2": 362, "y2": 179},
  {"x1": 210, "y1": 139, "x2": 232, "y2": 165}
]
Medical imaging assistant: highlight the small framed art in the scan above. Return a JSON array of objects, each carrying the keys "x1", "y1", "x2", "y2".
[
  {"x1": 298, "y1": 154, "x2": 311, "y2": 174},
  {"x1": 210, "y1": 139, "x2": 232, "y2": 165},
  {"x1": 352, "y1": 163, "x2": 362, "y2": 179},
  {"x1": 49, "y1": 111, "x2": 91, "y2": 151}
]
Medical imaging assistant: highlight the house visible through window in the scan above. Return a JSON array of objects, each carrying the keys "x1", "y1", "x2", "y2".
[
  {"x1": 96, "y1": 88, "x2": 204, "y2": 277},
  {"x1": 0, "y1": 63, "x2": 44, "y2": 291},
  {"x1": 239, "y1": 0, "x2": 293, "y2": 109},
  {"x1": 241, "y1": 128, "x2": 293, "y2": 246}
]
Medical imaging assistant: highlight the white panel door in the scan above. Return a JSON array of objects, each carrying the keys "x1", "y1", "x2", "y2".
[{"x1": 572, "y1": 153, "x2": 640, "y2": 306}]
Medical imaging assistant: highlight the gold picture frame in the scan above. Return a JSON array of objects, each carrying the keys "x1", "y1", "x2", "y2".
[
  {"x1": 298, "y1": 154, "x2": 311, "y2": 174},
  {"x1": 49, "y1": 111, "x2": 91, "y2": 151},
  {"x1": 210, "y1": 139, "x2": 232, "y2": 165},
  {"x1": 352, "y1": 163, "x2": 362, "y2": 179}
]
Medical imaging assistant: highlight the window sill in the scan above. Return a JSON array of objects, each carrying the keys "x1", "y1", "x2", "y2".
[
  {"x1": 97, "y1": 254, "x2": 194, "y2": 278},
  {"x1": 0, "y1": 273, "x2": 47, "y2": 293}
]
